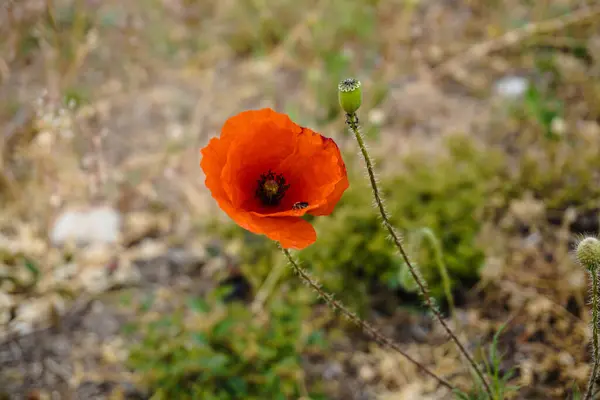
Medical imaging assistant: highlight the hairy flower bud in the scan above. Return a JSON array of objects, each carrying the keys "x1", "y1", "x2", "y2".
[{"x1": 577, "y1": 237, "x2": 600, "y2": 272}]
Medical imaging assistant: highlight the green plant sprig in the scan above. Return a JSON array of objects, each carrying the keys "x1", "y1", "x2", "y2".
[
  {"x1": 339, "y1": 78, "x2": 493, "y2": 398},
  {"x1": 280, "y1": 245, "x2": 455, "y2": 392}
]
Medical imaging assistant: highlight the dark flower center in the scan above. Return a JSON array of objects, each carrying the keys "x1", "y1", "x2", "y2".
[{"x1": 255, "y1": 170, "x2": 290, "y2": 206}]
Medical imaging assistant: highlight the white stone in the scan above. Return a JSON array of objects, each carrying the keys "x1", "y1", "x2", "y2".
[
  {"x1": 0, "y1": 292, "x2": 15, "y2": 325},
  {"x1": 493, "y1": 76, "x2": 529, "y2": 99},
  {"x1": 50, "y1": 206, "x2": 121, "y2": 246},
  {"x1": 358, "y1": 364, "x2": 376, "y2": 382},
  {"x1": 134, "y1": 239, "x2": 168, "y2": 261},
  {"x1": 12, "y1": 299, "x2": 52, "y2": 335}
]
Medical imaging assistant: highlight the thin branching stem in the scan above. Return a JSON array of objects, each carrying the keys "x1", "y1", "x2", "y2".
[
  {"x1": 585, "y1": 269, "x2": 600, "y2": 400},
  {"x1": 280, "y1": 246, "x2": 455, "y2": 391},
  {"x1": 345, "y1": 112, "x2": 493, "y2": 398}
]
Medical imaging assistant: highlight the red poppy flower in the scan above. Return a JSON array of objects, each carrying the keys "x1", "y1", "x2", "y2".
[{"x1": 200, "y1": 108, "x2": 349, "y2": 249}]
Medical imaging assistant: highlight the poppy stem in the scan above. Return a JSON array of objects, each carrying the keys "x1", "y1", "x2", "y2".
[
  {"x1": 280, "y1": 246, "x2": 455, "y2": 392},
  {"x1": 344, "y1": 112, "x2": 493, "y2": 398},
  {"x1": 584, "y1": 269, "x2": 600, "y2": 400}
]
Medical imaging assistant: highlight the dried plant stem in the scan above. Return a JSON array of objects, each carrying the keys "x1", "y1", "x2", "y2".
[
  {"x1": 434, "y1": 4, "x2": 600, "y2": 81},
  {"x1": 90, "y1": 130, "x2": 107, "y2": 196},
  {"x1": 345, "y1": 113, "x2": 493, "y2": 398},
  {"x1": 585, "y1": 270, "x2": 600, "y2": 400},
  {"x1": 280, "y1": 246, "x2": 454, "y2": 391}
]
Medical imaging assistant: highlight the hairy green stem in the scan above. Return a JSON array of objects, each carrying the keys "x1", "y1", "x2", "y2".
[
  {"x1": 345, "y1": 113, "x2": 493, "y2": 398},
  {"x1": 585, "y1": 270, "x2": 600, "y2": 400},
  {"x1": 281, "y1": 246, "x2": 454, "y2": 391}
]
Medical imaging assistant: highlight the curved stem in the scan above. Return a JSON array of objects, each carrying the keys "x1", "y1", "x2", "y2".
[
  {"x1": 345, "y1": 113, "x2": 493, "y2": 398},
  {"x1": 281, "y1": 246, "x2": 454, "y2": 391},
  {"x1": 251, "y1": 258, "x2": 287, "y2": 314},
  {"x1": 414, "y1": 227, "x2": 456, "y2": 320},
  {"x1": 585, "y1": 270, "x2": 600, "y2": 400}
]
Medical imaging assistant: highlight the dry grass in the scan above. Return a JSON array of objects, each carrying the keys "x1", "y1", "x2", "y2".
[{"x1": 1, "y1": 0, "x2": 600, "y2": 399}]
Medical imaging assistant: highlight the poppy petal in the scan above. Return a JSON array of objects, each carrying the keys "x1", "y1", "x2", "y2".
[
  {"x1": 275, "y1": 128, "x2": 347, "y2": 214},
  {"x1": 221, "y1": 121, "x2": 298, "y2": 209},
  {"x1": 249, "y1": 202, "x2": 320, "y2": 218},
  {"x1": 200, "y1": 108, "x2": 348, "y2": 249},
  {"x1": 242, "y1": 214, "x2": 316, "y2": 249},
  {"x1": 220, "y1": 108, "x2": 300, "y2": 142},
  {"x1": 201, "y1": 142, "x2": 315, "y2": 249},
  {"x1": 200, "y1": 137, "x2": 233, "y2": 206},
  {"x1": 310, "y1": 171, "x2": 350, "y2": 216}
]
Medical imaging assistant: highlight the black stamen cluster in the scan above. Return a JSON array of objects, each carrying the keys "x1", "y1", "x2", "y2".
[{"x1": 255, "y1": 170, "x2": 290, "y2": 206}]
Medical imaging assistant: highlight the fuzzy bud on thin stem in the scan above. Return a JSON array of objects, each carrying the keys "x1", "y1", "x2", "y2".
[
  {"x1": 579, "y1": 237, "x2": 600, "y2": 399},
  {"x1": 338, "y1": 78, "x2": 362, "y2": 114},
  {"x1": 342, "y1": 84, "x2": 493, "y2": 397},
  {"x1": 577, "y1": 237, "x2": 600, "y2": 272}
]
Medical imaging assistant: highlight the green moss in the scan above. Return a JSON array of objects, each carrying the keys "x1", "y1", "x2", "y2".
[{"x1": 128, "y1": 294, "x2": 327, "y2": 400}]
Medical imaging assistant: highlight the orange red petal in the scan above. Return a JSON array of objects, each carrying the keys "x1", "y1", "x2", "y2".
[{"x1": 200, "y1": 108, "x2": 348, "y2": 249}]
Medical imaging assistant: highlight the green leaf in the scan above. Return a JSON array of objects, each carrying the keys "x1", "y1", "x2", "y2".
[
  {"x1": 23, "y1": 257, "x2": 41, "y2": 281},
  {"x1": 188, "y1": 297, "x2": 210, "y2": 314},
  {"x1": 200, "y1": 354, "x2": 229, "y2": 374},
  {"x1": 140, "y1": 293, "x2": 155, "y2": 312},
  {"x1": 306, "y1": 330, "x2": 327, "y2": 348},
  {"x1": 212, "y1": 318, "x2": 235, "y2": 338},
  {"x1": 121, "y1": 322, "x2": 137, "y2": 336},
  {"x1": 225, "y1": 376, "x2": 248, "y2": 395},
  {"x1": 191, "y1": 332, "x2": 208, "y2": 346}
]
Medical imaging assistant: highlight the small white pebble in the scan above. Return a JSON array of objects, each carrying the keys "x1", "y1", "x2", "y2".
[
  {"x1": 50, "y1": 206, "x2": 121, "y2": 246},
  {"x1": 358, "y1": 364, "x2": 376, "y2": 382},
  {"x1": 551, "y1": 117, "x2": 567, "y2": 136},
  {"x1": 493, "y1": 76, "x2": 529, "y2": 99}
]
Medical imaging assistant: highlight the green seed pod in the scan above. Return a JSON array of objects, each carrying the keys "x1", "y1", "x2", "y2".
[
  {"x1": 576, "y1": 237, "x2": 600, "y2": 272},
  {"x1": 338, "y1": 78, "x2": 362, "y2": 114}
]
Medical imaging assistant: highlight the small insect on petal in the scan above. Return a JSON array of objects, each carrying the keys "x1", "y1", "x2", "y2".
[{"x1": 292, "y1": 202, "x2": 309, "y2": 210}]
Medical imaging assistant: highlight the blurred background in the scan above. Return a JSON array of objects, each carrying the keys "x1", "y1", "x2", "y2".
[{"x1": 1, "y1": 0, "x2": 600, "y2": 399}]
